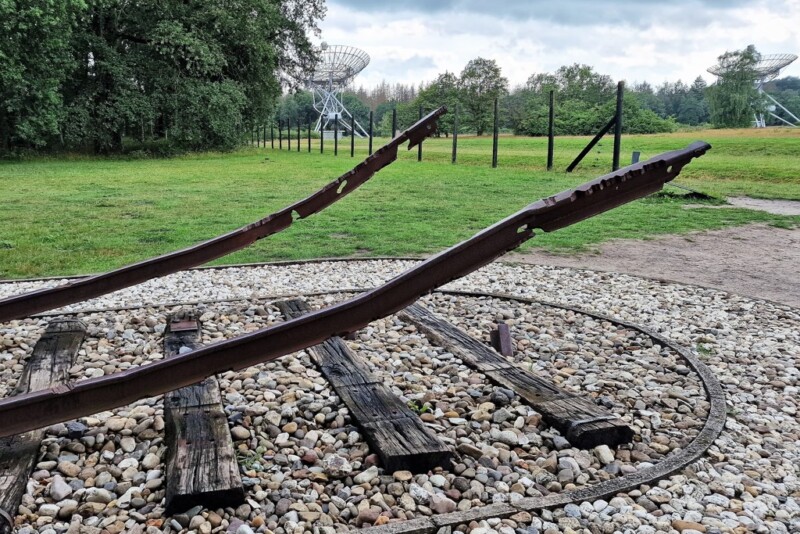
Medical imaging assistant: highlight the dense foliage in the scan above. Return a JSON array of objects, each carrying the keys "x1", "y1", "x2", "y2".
[
  {"x1": 763, "y1": 77, "x2": 800, "y2": 126},
  {"x1": 0, "y1": 0, "x2": 84, "y2": 151},
  {"x1": 630, "y1": 77, "x2": 710, "y2": 126},
  {"x1": 5, "y1": 17, "x2": 796, "y2": 155},
  {"x1": 384, "y1": 62, "x2": 676, "y2": 136},
  {"x1": 0, "y1": 0, "x2": 324, "y2": 154},
  {"x1": 346, "y1": 45, "x2": 797, "y2": 136},
  {"x1": 504, "y1": 64, "x2": 675, "y2": 136}
]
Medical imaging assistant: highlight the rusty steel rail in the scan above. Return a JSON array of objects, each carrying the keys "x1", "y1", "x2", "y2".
[
  {"x1": 0, "y1": 141, "x2": 710, "y2": 437},
  {"x1": 0, "y1": 109, "x2": 445, "y2": 324}
]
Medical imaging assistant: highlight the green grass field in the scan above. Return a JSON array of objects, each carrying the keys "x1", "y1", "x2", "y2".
[{"x1": 1, "y1": 128, "x2": 798, "y2": 279}]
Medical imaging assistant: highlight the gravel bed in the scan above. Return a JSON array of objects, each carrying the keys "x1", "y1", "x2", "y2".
[
  {"x1": 1, "y1": 259, "x2": 798, "y2": 534},
  {"x1": 0, "y1": 261, "x2": 417, "y2": 315}
]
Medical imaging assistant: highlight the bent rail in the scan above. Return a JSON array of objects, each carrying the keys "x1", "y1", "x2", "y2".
[
  {"x1": 0, "y1": 141, "x2": 710, "y2": 437},
  {"x1": 0, "y1": 108, "x2": 446, "y2": 323}
]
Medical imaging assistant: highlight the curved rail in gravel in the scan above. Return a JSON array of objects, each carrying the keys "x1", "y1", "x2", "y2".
[
  {"x1": 0, "y1": 142, "x2": 710, "y2": 437},
  {"x1": 0, "y1": 109, "x2": 445, "y2": 323},
  {"x1": 0, "y1": 278, "x2": 725, "y2": 531},
  {"x1": 358, "y1": 289, "x2": 727, "y2": 534}
]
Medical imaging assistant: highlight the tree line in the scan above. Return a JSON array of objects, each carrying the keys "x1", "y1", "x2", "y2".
[
  {"x1": 3, "y1": 7, "x2": 797, "y2": 158},
  {"x1": 277, "y1": 45, "x2": 798, "y2": 138},
  {"x1": 0, "y1": 0, "x2": 324, "y2": 155}
]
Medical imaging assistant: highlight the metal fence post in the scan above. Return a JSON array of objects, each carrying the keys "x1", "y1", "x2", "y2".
[
  {"x1": 452, "y1": 103, "x2": 458, "y2": 164},
  {"x1": 368, "y1": 111, "x2": 373, "y2": 155},
  {"x1": 350, "y1": 114, "x2": 355, "y2": 157},
  {"x1": 492, "y1": 97, "x2": 499, "y2": 168},
  {"x1": 547, "y1": 90, "x2": 555, "y2": 171},
  {"x1": 418, "y1": 106, "x2": 423, "y2": 162},
  {"x1": 613, "y1": 81, "x2": 624, "y2": 171}
]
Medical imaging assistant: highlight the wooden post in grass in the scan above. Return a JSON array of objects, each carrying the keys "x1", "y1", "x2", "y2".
[
  {"x1": 492, "y1": 97, "x2": 499, "y2": 168},
  {"x1": 350, "y1": 114, "x2": 355, "y2": 157},
  {"x1": 391, "y1": 108, "x2": 397, "y2": 138},
  {"x1": 297, "y1": 121, "x2": 300, "y2": 152},
  {"x1": 278, "y1": 121, "x2": 282, "y2": 150},
  {"x1": 320, "y1": 123, "x2": 324, "y2": 154},
  {"x1": 368, "y1": 111, "x2": 374, "y2": 154},
  {"x1": 271, "y1": 122, "x2": 274, "y2": 149},
  {"x1": 418, "y1": 105, "x2": 423, "y2": 162},
  {"x1": 308, "y1": 121, "x2": 312, "y2": 153},
  {"x1": 612, "y1": 81, "x2": 624, "y2": 171},
  {"x1": 547, "y1": 90, "x2": 555, "y2": 171},
  {"x1": 452, "y1": 103, "x2": 458, "y2": 164},
  {"x1": 334, "y1": 115, "x2": 339, "y2": 156}
]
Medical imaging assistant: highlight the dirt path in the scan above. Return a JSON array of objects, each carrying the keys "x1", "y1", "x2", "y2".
[{"x1": 511, "y1": 223, "x2": 800, "y2": 307}]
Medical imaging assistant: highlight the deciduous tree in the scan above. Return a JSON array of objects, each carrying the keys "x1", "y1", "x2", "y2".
[
  {"x1": 0, "y1": 0, "x2": 85, "y2": 151},
  {"x1": 707, "y1": 45, "x2": 762, "y2": 128},
  {"x1": 1, "y1": 0, "x2": 325, "y2": 154},
  {"x1": 459, "y1": 58, "x2": 508, "y2": 135}
]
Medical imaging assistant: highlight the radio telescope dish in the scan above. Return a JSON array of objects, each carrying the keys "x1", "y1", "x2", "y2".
[
  {"x1": 707, "y1": 52, "x2": 799, "y2": 128},
  {"x1": 708, "y1": 53, "x2": 797, "y2": 83},
  {"x1": 308, "y1": 45, "x2": 370, "y2": 138}
]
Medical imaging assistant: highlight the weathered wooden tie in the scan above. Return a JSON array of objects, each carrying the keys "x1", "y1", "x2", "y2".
[
  {"x1": 163, "y1": 313, "x2": 244, "y2": 515},
  {"x1": 0, "y1": 319, "x2": 86, "y2": 533},
  {"x1": 277, "y1": 299, "x2": 453, "y2": 472},
  {"x1": 399, "y1": 303, "x2": 633, "y2": 449}
]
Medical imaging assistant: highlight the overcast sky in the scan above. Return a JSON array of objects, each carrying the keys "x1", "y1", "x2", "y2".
[{"x1": 316, "y1": 0, "x2": 800, "y2": 90}]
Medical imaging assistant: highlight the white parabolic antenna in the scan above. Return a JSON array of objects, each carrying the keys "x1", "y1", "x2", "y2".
[
  {"x1": 308, "y1": 44, "x2": 370, "y2": 137},
  {"x1": 708, "y1": 53, "x2": 799, "y2": 127}
]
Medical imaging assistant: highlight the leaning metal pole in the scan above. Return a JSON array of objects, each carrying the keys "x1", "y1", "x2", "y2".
[
  {"x1": 764, "y1": 91, "x2": 800, "y2": 125},
  {"x1": 0, "y1": 109, "x2": 447, "y2": 323},
  {"x1": 0, "y1": 141, "x2": 710, "y2": 437}
]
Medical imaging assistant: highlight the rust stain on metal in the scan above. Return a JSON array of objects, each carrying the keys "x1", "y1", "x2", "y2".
[
  {"x1": 0, "y1": 141, "x2": 710, "y2": 437},
  {"x1": 0, "y1": 108, "x2": 445, "y2": 324}
]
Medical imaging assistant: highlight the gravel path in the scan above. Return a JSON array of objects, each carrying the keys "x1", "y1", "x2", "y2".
[
  {"x1": 1, "y1": 260, "x2": 798, "y2": 534},
  {"x1": 510, "y1": 223, "x2": 800, "y2": 308}
]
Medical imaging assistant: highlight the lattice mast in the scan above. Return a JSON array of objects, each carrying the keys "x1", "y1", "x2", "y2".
[
  {"x1": 708, "y1": 53, "x2": 799, "y2": 128},
  {"x1": 308, "y1": 43, "x2": 370, "y2": 138}
]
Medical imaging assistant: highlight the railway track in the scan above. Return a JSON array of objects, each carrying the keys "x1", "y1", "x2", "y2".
[
  {"x1": 0, "y1": 109, "x2": 446, "y2": 324},
  {"x1": 0, "y1": 141, "x2": 710, "y2": 437},
  {"x1": 0, "y1": 140, "x2": 717, "y2": 531},
  {"x1": 1, "y1": 289, "x2": 725, "y2": 532}
]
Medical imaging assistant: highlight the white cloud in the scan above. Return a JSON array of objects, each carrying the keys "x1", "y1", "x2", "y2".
[{"x1": 317, "y1": 0, "x2": 800, "y2": 89}]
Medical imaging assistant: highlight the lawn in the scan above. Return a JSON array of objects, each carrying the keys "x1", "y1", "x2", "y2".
[{"x1": 1, "y1": 128, "x2": 798, "y2": 279}]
